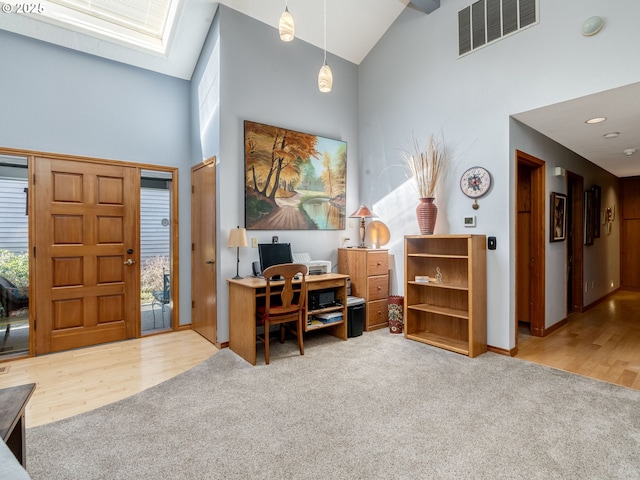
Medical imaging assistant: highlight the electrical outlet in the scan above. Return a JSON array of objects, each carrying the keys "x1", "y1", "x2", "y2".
[
  {"x1": 584, "y1": 282, "x2": 588, "y2": 293},
  {"x1": 610, "y1": 281, "x2": 614, "y2": 288},
  {"x1": 251, "y1": 237, "x2": 258, "y2": 248},
  {"x1": 591, "y1": 281, "x2": 595, "y2": 289}
]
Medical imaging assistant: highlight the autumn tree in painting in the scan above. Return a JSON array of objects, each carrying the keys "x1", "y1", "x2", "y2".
[{"x1": 245, "y1": 122, "x2": 318, "y2": 200}]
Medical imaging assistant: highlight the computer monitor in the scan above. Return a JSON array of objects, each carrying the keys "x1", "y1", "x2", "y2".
[{"x1": 258, "y1": 243, "x2": 293, "y2": 275}]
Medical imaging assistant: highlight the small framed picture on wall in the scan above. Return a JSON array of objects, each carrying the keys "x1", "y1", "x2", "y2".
[{"x1": 550, "y1": 192, "x2": 566, "y2": 242}]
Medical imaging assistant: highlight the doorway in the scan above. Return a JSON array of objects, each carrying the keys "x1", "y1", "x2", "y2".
[
  {"x1": 515, "y1": 150, "x2": 545, "y2": 346},
  {"x1": 140, "y1": 170, "x2": 174, "y2": 333},
  {"x1": 567, "y1": 171, "x2": 584, "y2": 313},
  {"x1": 0, "y1": 150, "x2": 179, "y2": 357}
]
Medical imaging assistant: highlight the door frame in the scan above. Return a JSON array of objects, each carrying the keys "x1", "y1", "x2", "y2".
[
  {"x1": 515, "y1": 150, "x2": 545, "y2": 345},
  {"x1": 0, "y1": 146, "x2": 179, "y2": 356}
]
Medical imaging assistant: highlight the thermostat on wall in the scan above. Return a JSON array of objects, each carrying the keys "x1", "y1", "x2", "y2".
[{"x1": 463, "y1": 216, "x2": 476, "y2": 227}]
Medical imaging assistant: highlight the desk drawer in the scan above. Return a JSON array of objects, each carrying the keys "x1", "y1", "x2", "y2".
[
  {"x1": 367, "y1": 251, "x2": 388, "y2": 276},
  {"x1": 366, "y1": 299, "x2": 388, "y2": 330},
  {"x1": 368, "y1": 275, "x2": 388, "y2": 301}
]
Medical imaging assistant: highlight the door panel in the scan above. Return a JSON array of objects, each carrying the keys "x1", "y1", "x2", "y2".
[
  {"x1": 191, "y1": 159, "x2": 217, "y2": 344},
  {"x1": 34, "y1": 158, "x2": 139, "y2": 354},
  {"x1": 621, "y1": 178, "x2": 640, "y2": 288}
]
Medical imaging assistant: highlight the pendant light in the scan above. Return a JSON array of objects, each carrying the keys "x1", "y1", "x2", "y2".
[
  {"x1": 279, "y1": 1, "x2": 295, "y2": 42},
  {"x1": 318, "y1": 0, "x2": 333, "y2": 93}
]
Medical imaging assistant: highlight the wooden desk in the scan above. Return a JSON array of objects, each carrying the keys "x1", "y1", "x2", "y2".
[
  {"x1": 228, "y1": 273, "x2": 349, "y2": 365},
  {"x1": 0, "y1": 383, "x2": 36, "y2": 467}
]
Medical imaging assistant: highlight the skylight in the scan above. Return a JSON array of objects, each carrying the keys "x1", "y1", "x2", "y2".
[{"x1": 20, "y1": 0, "x2": 180, "y2": 54}]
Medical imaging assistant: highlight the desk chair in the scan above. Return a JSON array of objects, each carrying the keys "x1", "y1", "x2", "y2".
[{"x1": 257, "y1": 263, "x2": 308, "y2": 365}]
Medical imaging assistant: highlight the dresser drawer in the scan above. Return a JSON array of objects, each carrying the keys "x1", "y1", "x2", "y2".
[
  {"x1": 366, "y1": 299, "x2": 388, "y2": 330},
  {"x1": 368, "y1": 275, "x2": 388, "y2": 301},
  {"x1": 367, "y1": 251, "x2": 388, "y2": 276}
]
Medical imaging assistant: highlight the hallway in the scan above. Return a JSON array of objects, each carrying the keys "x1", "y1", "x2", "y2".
[{"x1": 516, "y1": 290, "x2": 640, "y2": 391}]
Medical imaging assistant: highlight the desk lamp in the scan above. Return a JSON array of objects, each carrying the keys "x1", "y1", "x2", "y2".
[
  {"x1": 227, "y1": 226, "x2": 248, "y2": 279},
  {"x1": 349, "y1": 205, "x2": 376, "y2": 248}
]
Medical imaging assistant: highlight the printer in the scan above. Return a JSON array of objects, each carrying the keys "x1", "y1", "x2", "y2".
[{"x1": 293, "y1": 253, "x2": 331, "y2": 275}]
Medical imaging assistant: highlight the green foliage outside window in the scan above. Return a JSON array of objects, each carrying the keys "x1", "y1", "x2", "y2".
[{"x1": 0, "y1": 249, "x2": 29, "y2": 288}]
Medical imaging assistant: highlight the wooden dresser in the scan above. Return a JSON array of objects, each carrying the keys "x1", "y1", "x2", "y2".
[{"x1": 338, "y1": 248, "x2": 389, "y2": 331}]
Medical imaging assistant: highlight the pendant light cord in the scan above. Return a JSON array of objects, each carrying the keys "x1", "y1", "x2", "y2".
[{"x1": 323, "y1": 0, "x2": 327, "y2": 64}]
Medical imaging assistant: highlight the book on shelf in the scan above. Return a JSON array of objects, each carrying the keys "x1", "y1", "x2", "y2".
[{"x1": 313, "y1": 312, "x2": 343, "y2": 324}]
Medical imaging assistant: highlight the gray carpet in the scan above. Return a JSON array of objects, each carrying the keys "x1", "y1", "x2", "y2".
[{"x1": 26, "y1": 330, "x2": 640, "y2": 479}]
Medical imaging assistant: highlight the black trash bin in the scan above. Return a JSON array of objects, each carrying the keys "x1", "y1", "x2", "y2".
[{"x1": 347, "y1": 296, "x2": 365, "y2": 337}]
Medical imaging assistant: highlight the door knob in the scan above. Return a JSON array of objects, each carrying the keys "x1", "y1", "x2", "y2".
[
  {"x1": 206, "y1": 260, "x2": 215, "y2": 264},
  {"x1": 124, "y1": 259, "x2": 135, "y2": 265}
]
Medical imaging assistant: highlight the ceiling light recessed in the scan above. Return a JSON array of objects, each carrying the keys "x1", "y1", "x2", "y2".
[
  {"x1": 603, "y1": 132, "x2": 619, "y2": 139},
  {"x1": 586, "y1": 117, "x2": 607, "y2": 124}
]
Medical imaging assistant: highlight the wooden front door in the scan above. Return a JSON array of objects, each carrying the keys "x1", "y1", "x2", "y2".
[
  {"x1": 34, "y1": 158, "x2": 139, "y2": 354},
  {"x1": 191, "y1": 158, "x2": 217, "y2": 345}
]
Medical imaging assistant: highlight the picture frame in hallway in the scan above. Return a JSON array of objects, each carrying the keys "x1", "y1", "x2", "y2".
[
  {"x1": 243, "y1": 120, "x2": 347, "y2": 231},
  {"x1": 584, "y1": 190, "x2": 594, "y2": 246},
  {"x1": 592, "y1": 185, "x2": 601, "y2": 238},
  {"x1": 550, "y1": 192, "x2": 566, "y2": 242}
]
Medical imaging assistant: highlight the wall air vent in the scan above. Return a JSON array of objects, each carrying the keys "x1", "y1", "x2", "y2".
[{"x1": 458, "y1": 0, "x2": 538, "y2": 56}]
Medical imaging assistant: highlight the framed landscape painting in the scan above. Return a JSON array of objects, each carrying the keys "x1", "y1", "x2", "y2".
[{"x1": 244, "y1": 120, "x2": 347, "y2": 230}]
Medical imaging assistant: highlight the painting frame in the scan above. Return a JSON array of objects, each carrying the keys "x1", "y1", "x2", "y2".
[
  {"x1": 584, "y1": 189, "x2": 594, "y2": 246},
  {"x1": 243, "y1": 120, "x2": 347, "y2": 231},
  {"x1": 550, "y1": 192, "x2": 567, "y2": 242},
  {"x1": 592, "y1": 185, "x2": 601, "y2": 238}
]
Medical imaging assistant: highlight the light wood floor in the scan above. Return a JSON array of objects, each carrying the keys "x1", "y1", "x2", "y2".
[
  {"x1": 0, "y1": 330, "x2": 218, "y2": 428},
  {"x1": 516, "y1": 289, "x2": 640, "y2": 391},
  {"x1": 1, "y1": 291, "x2": 638, "y2": 429}
]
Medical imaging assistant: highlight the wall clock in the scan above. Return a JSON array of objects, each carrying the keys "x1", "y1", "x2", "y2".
[{"x1": 460, "y1": 166, "x2": 491, "y2": 210}]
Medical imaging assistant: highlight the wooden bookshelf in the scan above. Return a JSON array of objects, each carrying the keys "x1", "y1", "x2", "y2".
[{"x1": 404, "y1": 235, "x2": 487, "y2": 357}]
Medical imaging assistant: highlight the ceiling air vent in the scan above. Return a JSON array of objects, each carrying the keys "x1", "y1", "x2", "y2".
[{"x1": 458, "y1": 0, "x2": 538, "y2": 56}]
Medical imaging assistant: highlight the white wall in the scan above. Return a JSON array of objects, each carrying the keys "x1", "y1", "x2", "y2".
[{"x1": 358, "y1": 0, "x2": 640, "y2": 350}]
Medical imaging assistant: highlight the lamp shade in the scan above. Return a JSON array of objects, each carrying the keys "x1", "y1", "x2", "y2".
[
  {"x1": 349, "y1": 205, "x2": 375, "y2": 219},
  {"x1": 366, "y1": 220, "x2": 391, "y2": 249},
  {"x1": 227, "y1": 227, "x2": 248, "y2": 248},
  {"x1": 318, "y1": 63, "x2": 333, "y2": 93},
  {"x1": 279, "y1": 7, "x2": 295, "y2": 41}
]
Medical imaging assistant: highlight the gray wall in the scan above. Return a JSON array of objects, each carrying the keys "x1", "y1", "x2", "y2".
[
  {"x1": 358, "y1": 0, "x2": 640, "y2": 350},
  {"x1": 510, "y1": 119, "x2": 620, "y2": 325},
  {"x1": 0, "y1": 29, "x2": 194, "y2": 325},
  {"x1": 191, "y1": 6, "x2": 360, "y2": 343}
]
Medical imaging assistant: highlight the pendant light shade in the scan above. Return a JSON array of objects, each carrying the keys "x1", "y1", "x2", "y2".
[
  {"x1": 318, "y1": 63, "x2": 333, "y2": 93},
  {"x1": 279, "y1": 6, "x2": 294, "y2": 42}
]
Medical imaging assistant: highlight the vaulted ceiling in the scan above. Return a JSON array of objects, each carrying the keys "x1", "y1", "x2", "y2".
[{"x1": 0, "y1": 0, "x2": 637, "y2": 177}]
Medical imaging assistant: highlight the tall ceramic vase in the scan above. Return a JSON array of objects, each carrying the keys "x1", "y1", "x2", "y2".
[{"x1": 416, "y1": 197, "x2": 437, "y2": 235}]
